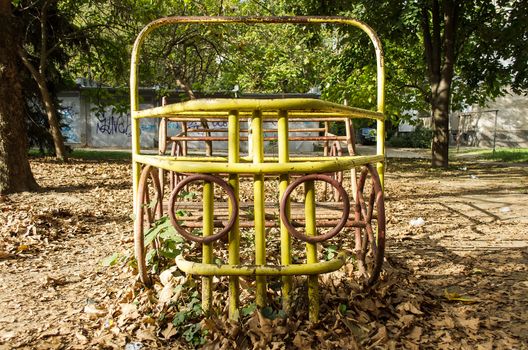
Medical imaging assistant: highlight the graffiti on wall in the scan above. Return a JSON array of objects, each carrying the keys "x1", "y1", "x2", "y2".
[
  {"x1": 59, "y1": 97, "x2": 81, "y2": 143},
  {"x1": 95, "y1": 108, "x2": 132, "y2": 137},
  {"x1": 90, "y1": 103, "x2": 156, "y2": 148},
  {"x1": 187, "y1": 121, "x2": 228, "y2": 129}
]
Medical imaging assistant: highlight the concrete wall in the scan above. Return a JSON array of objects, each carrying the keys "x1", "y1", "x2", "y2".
[
  {"x1": 58, "y1": 88, "x2": 162, "y2": 149},
  {"x1": 58, "y1": 89, "x2": 318, "y2": 153},
  {"x1": 451, "y1": 92, "x2": 528, "y2": 148}
]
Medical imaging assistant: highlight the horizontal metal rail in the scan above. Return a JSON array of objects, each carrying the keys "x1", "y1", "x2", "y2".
[
  {"x1": 176, "y1": 252, "x2": 346, "y2": 276},
  {"x1": 134, "y1": 154, "x2": 384, "y2": 174},
  {"x1": 166, "y1": 135, "x2": 348, "y2": 142},
  {"x1": 133, "y1": 98, "x2": 384, "y2": 121}
]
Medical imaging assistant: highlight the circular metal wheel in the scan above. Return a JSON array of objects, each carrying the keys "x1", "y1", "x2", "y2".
[
  {"x1": 168, "y1": 174, "x2": 238, "y2": 244},
  {"x1": 280, "y1": 174, "x2": 350, "y2": 243},
  {"x1": 134, "y1": 165, "x2": 163, "y2": 286},
  {"x1": 353, "y1": 164, "x2": 386, "y2": 287}
]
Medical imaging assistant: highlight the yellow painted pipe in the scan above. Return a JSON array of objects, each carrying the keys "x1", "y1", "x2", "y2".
[
  {"x1": 202, "y1": 180, "x2": 214, "y2": 313},
  {"x1": 304, "y1": 180, "x2": 319, "y2": 322},
  {"x1": 132, "y1": 98, "x2": 384, "y2": 122},
  {"x1": 175, "y1": 252, "x2": 346, "y2": 276},
  {"x1": 142, "y1": 155, "x2": 379, "y2": 163},
  {"x1": 228, "y1": 110, "x2": 240, "y2": 321},
  {"x1": 252, "y1": 110, "x2": 267, "y2": 308},
  {"x1": 277, "y1": 110, "x2": 291, "y2": 313},
  {"x1": 133, "y1": 154, "x2": 385, "y2": 175},
  {"x1": 144, "y1": 111, "x2": 379, "y2": 120}
]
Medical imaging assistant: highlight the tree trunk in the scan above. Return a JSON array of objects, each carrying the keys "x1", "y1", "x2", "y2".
[
  {"x1": 0, "y1": 1, "x2": 39, "y2": 194},
  {"x1": 431, "y1": 82, "x2": 450, "y2": 168},
  {"x1": 18, "y1": 54, "x2": 67, "y2": 161},
  {"x1": 422, "y1": 0, "x2": 458, "y2": 168},
  {"x1": 39, "y1": 75, "x2": 68, "y2": 160}
]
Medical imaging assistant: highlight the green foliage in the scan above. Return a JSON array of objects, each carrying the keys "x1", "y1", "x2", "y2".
[
  {"x1": 171, "y1": 290, "x2": 207, "y2": 346},
  {"x1": 338, "y1": 303, "x2": 347, "y2": 315},
  {"x1": 18, "y1": 0, "x2": 528, "y2": 153},
  {"x1": 144, "y1": 216, "x2": 186, "y2": 273},
  {"x1": 260, "y1": 306, "x2": 287, "y2": 320},
  {"x1": 388, "y1": 126, "x2": 433, "y2": 149},
  {"x1": 101, "y1": 252, "x2": 120, "y2": 266},
  {"x1": 241, "y1": 302, "x2": 257, "y2": 317},
  {"x1": 324, "y1": 244, "x2": 338, "y2": 260}
]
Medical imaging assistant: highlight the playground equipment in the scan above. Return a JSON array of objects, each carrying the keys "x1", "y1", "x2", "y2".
[{"x1": 131, "y1": 16, "x2": 386, "y2": 322}]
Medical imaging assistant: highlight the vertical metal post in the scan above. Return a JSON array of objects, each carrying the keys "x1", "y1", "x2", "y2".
[
  {"x1": 492, "y1": 110, "x2": 498, "y2": 155},
  {"x1": 228, "y1": 110, "x2": 240, "y2": 320},
  {"x1": 345, "y1": 117, "x2": 358, "y2": 202},
  {"x1": 277, "y1": 110, "x2": 291, "y2": 313},
  {"x1": 323, "y1": 121, "x2": 329, "y2": 199},
  {"x1": 304, "y1": 180, "x2": 319, "y2": 322},
  {"x1": 130, "y1": 68, "x2": 141, "y2": 215},
  {"x1": 182, "y1": 122, "x2": 188, "y2": 156},
  {"x1": 247, "y1": 117, "x2": 253, "y2": 158},
  {"x1": 376, "y1": 119, "x2": 385, "y2": 189},
  {"x1": 375, "y1": 39, "x2": 386, "y2": 190},
  {"x1": 252, "y1": 110, "x2": 267, "y2": 308},
  {"x1": 202, "y1": 180, "x2": 214, "y2": 313}
]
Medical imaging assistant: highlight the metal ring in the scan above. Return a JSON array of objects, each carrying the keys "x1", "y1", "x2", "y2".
[
  {"x1": 280, "y1": 174, "x2": 350, "y2": 243},
  {"x1": 168, "y1": 174, "x2": 238, "y2": 244}
]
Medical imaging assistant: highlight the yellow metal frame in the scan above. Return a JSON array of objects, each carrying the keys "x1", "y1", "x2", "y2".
[{"x1": 130, "y1": 16, "x2": 385, "y2": 323}]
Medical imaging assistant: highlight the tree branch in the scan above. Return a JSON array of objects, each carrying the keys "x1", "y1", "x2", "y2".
[
  {"x1": 18, "y1": 46, "x2": 43, "y2": 87},
  {"x1": 431, "y1": 0, "x2": 441, "y2": 77},
  {"x1": 442, "y1": 0, "x2": 458, "y2": 81},
  {"x1": 39, "y1": 0, "x2": 53, "y2": 73},
  {"x1": 421, "y1": 4, "x2": 435, "y2": 82}
]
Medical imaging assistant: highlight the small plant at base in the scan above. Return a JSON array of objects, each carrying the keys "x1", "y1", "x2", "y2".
[
  {"x1": 172, "y1": 291, "x2": 207, "y2": 346},
  {"x1": 144, "y1": 215, "x2": 187, "y2": 273},
  {"x1": 324, "y1": 244, "x2": 338, "y2": 260}
]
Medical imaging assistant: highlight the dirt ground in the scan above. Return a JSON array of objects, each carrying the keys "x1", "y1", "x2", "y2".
[{"x1": 0, "y1": 155, "x2": 527, "y2": 349}]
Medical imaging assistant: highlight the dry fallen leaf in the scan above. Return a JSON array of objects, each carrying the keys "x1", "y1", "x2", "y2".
[
  {"x1": 397, "y1": 301, "x2": 423, "y2": 315},
  {"x1": 16, "y1": 244, "x2": 30, "y2": 252},
  {"x1": 432, "y1": 315, "x2": 455, "y2": 329},
  {"x1": 161, "y1": 324, "x2": 177, "y2": 340},
  {"x1": 84, "y1": 304, "x2": 107, "y2": 317},
  {"x1": 407, "y1": 326, "x2": 422, "y2": 342},
  {"x1": 444, "y1": 289, "x2": 478, "y2": 303},
  {"x1": 158, "y1": 282, "x2": 174, "y2": 305},
  {"x1": 0, "y1": 251, "x2": 14, "y2": 260},
  {"x1": 457, "y1": 317, "x2": 480, "y2": 332},
  {"x1": 371, "y1": 325, "x2": 389, "y2": 345}
]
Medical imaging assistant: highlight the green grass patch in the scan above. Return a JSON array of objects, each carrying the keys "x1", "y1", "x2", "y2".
[
  {"x1": 482, "y1": 148, "x2": 528, "y2": 162},
  {"x1": 455, "y1": 148, "x2": 528, "y2": 162},
  {"x1": 70, "y1": 149, "x2": 131, "y2": 160},
  {"x1": 29, "y1": 148, "x2": 132, "y2": 161}
]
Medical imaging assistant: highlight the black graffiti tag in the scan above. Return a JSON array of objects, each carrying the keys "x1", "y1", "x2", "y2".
[{"x1": 96, "y1": 112, "x2": 131, "y2": 137}]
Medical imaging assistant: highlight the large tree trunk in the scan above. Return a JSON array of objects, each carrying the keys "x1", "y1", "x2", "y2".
[
  {"x1": 431, "y1": 81, "x2": 451, "y2": 168},
  {"x1": 422, "y1": 0, "x2": 458, "y2": 168},
  {"x1": 0, "y1": 1, "x2": 39, "y2": 194}
]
